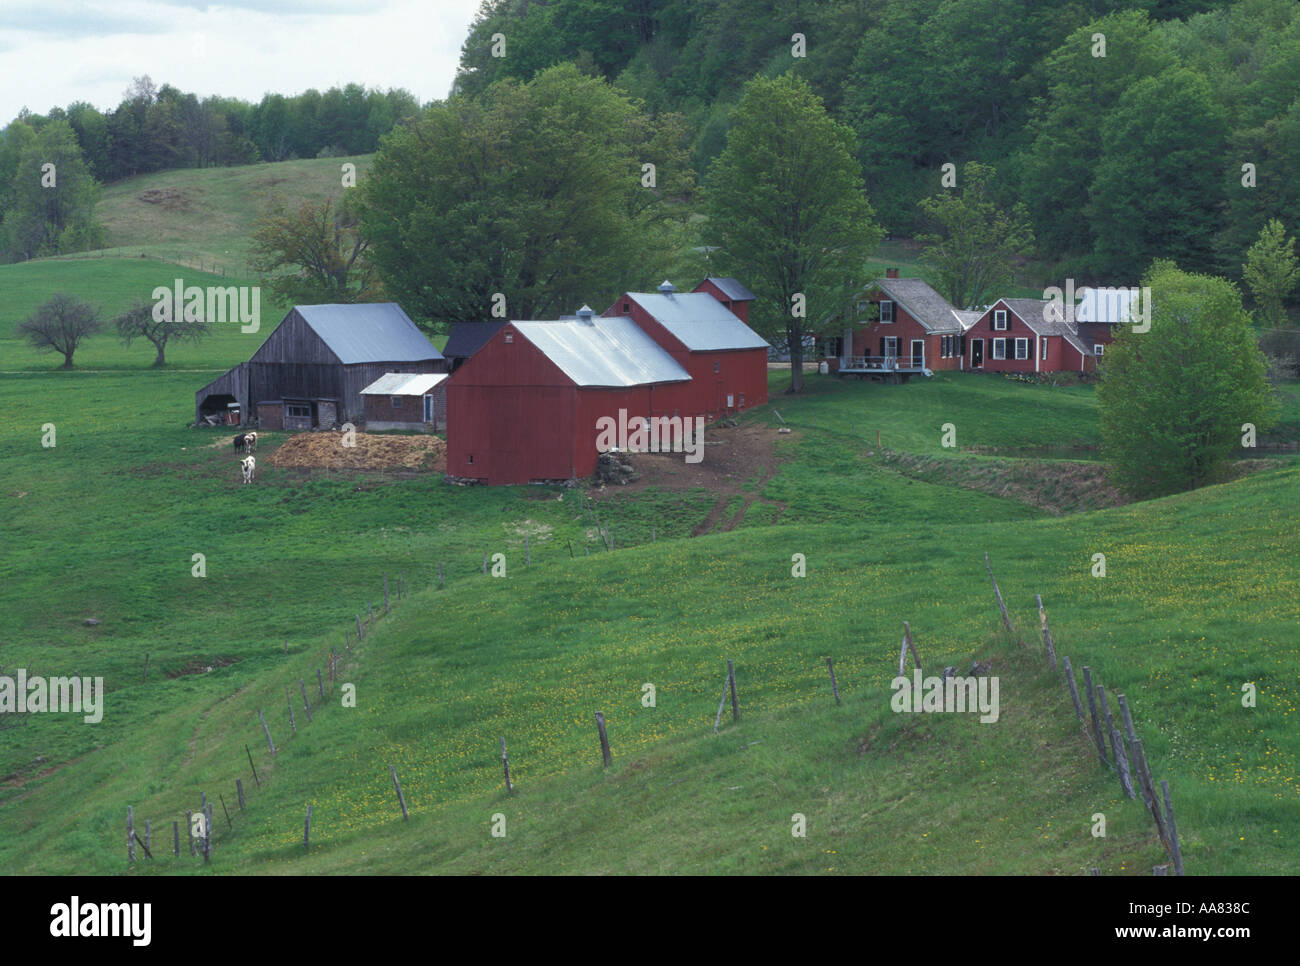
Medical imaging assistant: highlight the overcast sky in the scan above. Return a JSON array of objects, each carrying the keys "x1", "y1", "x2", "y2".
[{"x1": 0, "y1": 0, "x2": 485, "y2": 121}]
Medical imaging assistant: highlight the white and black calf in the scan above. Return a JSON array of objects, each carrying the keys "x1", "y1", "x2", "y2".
[{"x1": 240, "y1": 455, "x2": 256, "y2": 484}]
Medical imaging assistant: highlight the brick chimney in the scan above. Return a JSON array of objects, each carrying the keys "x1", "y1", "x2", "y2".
[{"x1": 885, "y1": 268, "x2": 899, "y2": 279}]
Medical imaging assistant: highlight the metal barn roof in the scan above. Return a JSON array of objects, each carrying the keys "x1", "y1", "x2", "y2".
[
  {"x1": 295, "y1": 303, "x2": 442, "y2": 364},
  {"x1": 624, "y1": 291, "x2": 769, "y2": 351},
  {"x1": 511, "y1": 316, "x2": 690, "y2": 388},
  {"x1": 360, "y1": 372, "x2": 448, "y2": 396},
  {"x1": 702, "y1": 277, "x2": 757, "y2": 301}
]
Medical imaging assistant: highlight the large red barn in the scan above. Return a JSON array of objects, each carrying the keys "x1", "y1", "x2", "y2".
[
  {"x1": 602, "y1": 280, "x2": 769, "y2": 419},
  {"x1": 445, "y1": 307, "x2": 691, "y2": 485}
]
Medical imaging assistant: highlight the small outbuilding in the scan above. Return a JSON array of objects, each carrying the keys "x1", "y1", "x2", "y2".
[
  {"x1": 195, "y1": 303, "x2": 445, "y2": 429},
  {"x1": 360, "y1": 372, "x2": 449, "y2": 431}
]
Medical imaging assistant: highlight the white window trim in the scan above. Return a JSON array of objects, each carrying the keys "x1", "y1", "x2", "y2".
[
  {"x1": 1094, "y1": 344, "x2": 1105, "y2": 356},
  {"x1": 1041, "y1": 338, "x2": 1049, "y2": 360},
  {"x1": 971, "y1": 337, "x2": 984, "y2": 367},
  {"x1": 911, "y1": 339, "x2": 925, "y2": 368},
  {"x1": 1014, "y1": 338, "x2": 1029, "y2": 360},
  {"x1": 992, "y1": 337, "x2": 1007, "y2": 360},
  {"x1": 993, "y1": 309, "x2": 1007, "y2": 331},
  {"x1": 879, "y1": 300, "x2": 894, "y2": 323}
]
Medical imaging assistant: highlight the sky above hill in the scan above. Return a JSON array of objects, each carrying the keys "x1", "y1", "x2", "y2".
[{"x1": 0, "y1": 0, "x2": 483, "y2": 120}]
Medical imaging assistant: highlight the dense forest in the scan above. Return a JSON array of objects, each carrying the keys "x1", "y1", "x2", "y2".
[{"x1": 456, "y1": 0, "x2": 1300, "y2": 281}]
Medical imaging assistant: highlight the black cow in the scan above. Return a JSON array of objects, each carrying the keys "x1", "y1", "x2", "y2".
[{"x1": 233, "y1": 433, "x2": 246, "y2": 452}]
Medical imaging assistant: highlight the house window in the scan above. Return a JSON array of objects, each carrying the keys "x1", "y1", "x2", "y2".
[
  {"x1": 1095, "y1": 344, "x2": 1105, "y2": 356},
  {"x1": 714, "y1": 361, "x2": 720, "y2": 373},
  {"x1": 504, "y1": 333, "x2": 513, "y2": 343},
  {"x1": 467, "y1": 454, "x2": 474, "y2": 465},
  {"x1": 1041, "y1": 339, "x2": 1049, "y2": 360},
  {"x1": 881, "y1": 336, "x2": 898, "y2": 357},
  {"x1": 622, "y1": 302, "x2": 631, "y2": 314},
  {"x1": 992, "y1": 338, "x2": 1007, "y2": 360},
  {"x1": 287, "y1": 403, "x2": 311, "y2": 419},
  {"x1": 391, "y1": 396, "x2": 403, "y2": 408},
  {"x1": 739, "y1": 394, "x2": 745, "y2": 406},
  {"x1": 820, "y1": 336, "x2": 844, "y2": 357},
  {"x1": 879, "y1": 300, "x2": 894, "y2": 323},
  {"x1": 993, "y1": 310, "x2": 1008, "y2": 330},
  {"x1": 855, "y1": 300, "x2": 868, "y2": 314},
  {"x1": 1015, "y1": 338, "x2": 1028, "y2": 360}
]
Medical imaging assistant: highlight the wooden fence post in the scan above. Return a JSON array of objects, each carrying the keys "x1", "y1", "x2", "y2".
[
  {"x1": 286, "y1": 686, "x2": 296, "y2": 736},
  {"x1": 236, "y1": 778, "x2": 246, "y2": 810},
  {"x1": 984, "y1": 551, "x2": 1015, "y2": 637},
  {"x1": 127, "y1": 806, "x2": 135, "y2": 862},
  {"x1": 1061, "y1": 657, "x2": 1088, "y2": 731},
  {"x1": 356, "y1": 614, "x2": 363, "y2": 641},
  {"x1": 186, "y1": 810, "x2": 195, "y2": 856},
  {"x1": 1160, "y1": 781, "x2": 1183, "y2": 876},
  {"x1": 304, "y1": 805, "x2": 312, "y2": 851},
  {"x1": 594, "y1": 711, "x2": 612, "y2": 768},
  {"x1": 1098, "y1": 685, "x2": 1136, "y2": 799},
  {"x1": 1131, "y1": 735, "x2": 1168, "y2": 848},
  {"x1": 245, "y1": 744, "x2": 260, "y2": 786},
  {"x1": 501, "y1": 737, "x2": 513, "y2": 795},
  {"x1": 219, "y1": 794, "x2": 233, "y2": 829},
  {"x1": 144, "y1": 820, "x2": 151, "y2": 858},
  {"x1": 300, "y1": 679, "x2": 312, "y2": 722},
  {"x1": 317, "y1": 669, "x2": 325, "y2": 699},
  {"x1": 1118, "y1": 693, "x2": 1162, "y2": 833},
  {"x1": 1035, "y1": 594, "x2": 1058, "y2": 669},
  {"x1": 1081, "y1": 667, "x2": 1107, "y2": 764},
  {"x1": 826, "y1": 657, "x2": 841, "y2": 706},
  {"x1": 727, "y1": 660, "x2": 740, "y2": 722},
  {"x1": 390, "y1": 765, "x2": 409, "y2": 820},
  {"x1": 173, "y1": 821, "x2": 180, "y2": 857},
  {"x1": 384, "y1": 573, "x2": 390, "y2": 613},
  {"x1": 257, "y1": 708, "x2": 276, "y2": 754},
  {"x1": 713, "y1": 674, "x2": 729, "y2": 734}
]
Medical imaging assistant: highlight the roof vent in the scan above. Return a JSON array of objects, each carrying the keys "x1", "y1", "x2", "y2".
[
  {"x1": 657, "y1": 280, "x2": 675, "y2": 294},
  {"x1": 575, "y1": 304, "x2": 595, "y2": 322}
]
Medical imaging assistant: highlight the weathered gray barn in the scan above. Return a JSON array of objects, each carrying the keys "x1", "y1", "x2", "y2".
[{"x1": 195, "y1": 303, "x2": 445, "y2": 429}]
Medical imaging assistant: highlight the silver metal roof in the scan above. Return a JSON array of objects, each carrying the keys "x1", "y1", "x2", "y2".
[
  {"x1": 359, "y1": 372, "x2": 448, "y2": 396},
  {"x1": 703, "y1": 277, "x2": 756, "y2": 301},
  {"x1": 625, "y1": 291, "x2": 769, "y2": 351},
  {"x1": 511, "y1": 316, "x2": 690, "y2": 387},
  {"x1": 1075, "y1": 286, "x2": 1139, "y2": 324},
  {"x1": 296, "y1": 303, "x2": 442, "y2": 364}
]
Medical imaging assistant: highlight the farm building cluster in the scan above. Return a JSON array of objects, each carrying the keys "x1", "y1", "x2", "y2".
[
  {"x1": 818, "y1": 269, "x2": 1138, "y2": 380},
  {"x1": 195, "y1": 278, "x2": 769, "y2": 485}
]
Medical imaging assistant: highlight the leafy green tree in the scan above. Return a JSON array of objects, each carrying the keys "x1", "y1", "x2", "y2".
[
  {"x1": 1243, "y1": 219, "x2": 1299, "y2": 327},
  {"x1": 1014, "y1": 10, "x2": 1176, "y2": 262},
  {"x1": 1097, "y1": 262, "x2": 1277, "y2": 497},
  {"x1": 251, "y1": 193, "x2": 381, "y2": 305},
  {"x1": 3, "y1": 120, "x2": 104, "y2": 260},
  {"x1": 916, "y1": 161, "x2": 1033, "y2": 310},
  {"x1": 1088, "y1": 68, "x2": 1227, "y2": 276},
  {"x1": 17, "y1": 293, "x2": 105, "y2": 368},
  {"x1": 362, "y1": 63, "x2": 691, "y2": 326},
  {"x1": 114, "y1": 298, "x2": 211, "y2": 367},
  {"x1": 703, "y1": 73, "x2": 882, "y2": 393}
]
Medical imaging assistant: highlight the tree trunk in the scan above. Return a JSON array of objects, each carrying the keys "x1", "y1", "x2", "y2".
[
  {"x1": 787, "y1": 326, "x2": 805, "y2": 393},
  {"x1": 62, "y1": 351, "x2": 75, "y2": 369},
  {"x1": 153, "y1": 340, "x2": 166, "y2": 367}
]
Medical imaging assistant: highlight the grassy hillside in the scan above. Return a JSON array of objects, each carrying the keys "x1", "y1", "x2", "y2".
[
  {"x1": 1, "y1": 357, "x2": 1295, "y2": 875},
  {"x1": 89, "y1": 156, "x2": 375, "y2": 274}
]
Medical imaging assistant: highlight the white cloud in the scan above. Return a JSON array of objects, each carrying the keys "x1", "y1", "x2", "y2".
[{"x1": 0, "y1": 0, "x2": 484, "y2": 119}]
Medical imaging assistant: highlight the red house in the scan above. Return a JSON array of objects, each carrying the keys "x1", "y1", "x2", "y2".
[
  {"x1": 603, "y1": 280, "x2": 769, "y2": 419},
  {"x1": 821, "y1": 271, "x2": 971, "y2": 377},
  {"x1": 963, "y1": 298, "x2": 1092, "y2": 374},
  {"x1": 445, "y1": 307, "x2": 690, "y2": 485}
]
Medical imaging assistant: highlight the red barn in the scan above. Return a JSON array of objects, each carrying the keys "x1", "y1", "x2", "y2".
[
  {"x1": 445, "y1": 307, "x2": 690, "y2": 485},
  {"x1": 692, "y1": 276, "x2": 756, "y2": 324},
  {"x1": 821, "y1": 271, "x2": 970, "y2": 377},
  {"x1": 603, "y1": 280, "x2": 769, "y2": 419},
  {"x1": 964, "y1": 298, "x2": 1092, "y2": 374}
]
